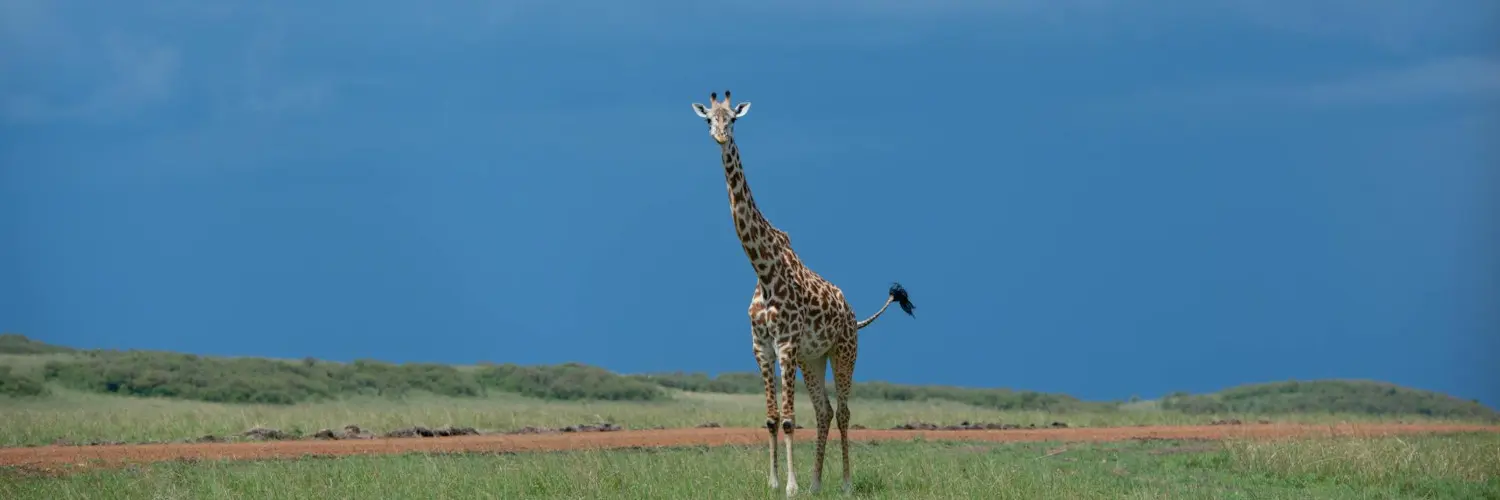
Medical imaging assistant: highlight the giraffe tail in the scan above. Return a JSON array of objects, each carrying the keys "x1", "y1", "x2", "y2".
[
  {"x1": 856, "y1": 282, "x2": 916, "y2": 330},
  {"x1": 889, "y1": 282, "x2": 915, "y2": 316}
]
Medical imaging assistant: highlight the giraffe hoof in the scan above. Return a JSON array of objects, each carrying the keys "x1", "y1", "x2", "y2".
[{"x1": 785, "y1": 481, "x2": 799, "y2": 497}]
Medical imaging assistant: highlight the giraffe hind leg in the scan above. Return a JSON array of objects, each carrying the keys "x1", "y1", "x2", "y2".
[
  {"x1": 804, "y1": 355, "x2": 833, "y2": 494},
  {"x1": 833, "y1": 334, "x2": 858, "y2": 494}
]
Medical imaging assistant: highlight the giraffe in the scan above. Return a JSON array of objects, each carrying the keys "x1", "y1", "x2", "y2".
[{"x1": 691, "y1": 90, "x2": 916, "y2": 496}]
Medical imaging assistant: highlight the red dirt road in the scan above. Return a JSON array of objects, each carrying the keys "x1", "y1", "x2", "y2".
[{"x1": 3, "y1": 423, "x2": 1495, "y2": 472}]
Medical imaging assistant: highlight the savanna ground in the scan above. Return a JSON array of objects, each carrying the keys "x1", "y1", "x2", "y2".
[
  {"x1": 1, "y1": 389, "x2": 1497, "y2": 499},
  {"x1": 1, "y1": 428, "x2": 1496, "y2": 499},
  {"x1": 0, "y1": 387, "x2": 1490, "y2": 448},
  {"x1": 2, "y1": 340, "x2": 1497, "y2": 499}
]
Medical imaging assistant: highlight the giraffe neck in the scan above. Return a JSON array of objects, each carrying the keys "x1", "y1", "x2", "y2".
[{"x1": 721, "y1": 139, "x2": 789, "y2": 283}]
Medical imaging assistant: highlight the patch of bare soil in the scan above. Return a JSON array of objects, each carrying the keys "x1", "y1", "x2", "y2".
[{"x1": 1, "y1": 423, "x2": 1493, "y2": 474}]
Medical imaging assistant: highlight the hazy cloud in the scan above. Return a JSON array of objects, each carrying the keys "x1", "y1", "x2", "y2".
[
  {"x1": 2, "y1": 0, "x2": 1494, "y2": 124},
  {"x1": 2, "y1": 34, "x2": 179, "y2": 124},
  {"x1": 237, "y1": 27, "x2": 335, "y2": 117},
  {"x1": 1290, "y1": 57, "x2": 1500, "y2": 106},
  {"x1": 1220, "y1": 0, "x2": 1499, "y2": 54},
  {"x1": 0, "y1": 1, "x2": 331, "y2": 124},
  {"x1": 1120, "y1": 56, "x2": 1500, "y2": 115},
  {"x1": 725, "y1": 0, "x2": 1495, "y2": 50}
]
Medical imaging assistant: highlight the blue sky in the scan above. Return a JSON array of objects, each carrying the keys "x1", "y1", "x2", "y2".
[{"x1": 2, "y1": 1, "x2": 1497, "y2": 404}]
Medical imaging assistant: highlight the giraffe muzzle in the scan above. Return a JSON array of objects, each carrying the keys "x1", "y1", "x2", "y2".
[{"x1": 713, "y1": 134, "x2": 729, "y2": 144}]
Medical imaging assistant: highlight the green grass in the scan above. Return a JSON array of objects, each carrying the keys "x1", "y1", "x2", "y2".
[
  {"x1": 1223, "y1": 434, "x2": 1500, "y2": 490},
  {"x1": 0, "y1": 387, "x2": 1480, "y2": 448},
  {"x1": 3, "y1": 433, "x2": 1495, "y2": 499}
]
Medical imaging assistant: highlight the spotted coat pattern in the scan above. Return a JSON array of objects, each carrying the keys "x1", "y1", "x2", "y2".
[{"x1": 692, "y1": 91, "x2": 914, "y2": 496}]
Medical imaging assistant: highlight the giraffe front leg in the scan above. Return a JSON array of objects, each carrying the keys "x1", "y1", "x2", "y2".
[
  {"x1": 777, "y1": 342, "x2": 800, "y2": 497},
  {"x1": 752, "y1": 332, "x2": 780, "y2": 490}
]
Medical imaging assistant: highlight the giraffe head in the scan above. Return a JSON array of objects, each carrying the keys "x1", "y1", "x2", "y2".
[{"x1": 691, "y1": 90, "x2": 751, "y2": 145}]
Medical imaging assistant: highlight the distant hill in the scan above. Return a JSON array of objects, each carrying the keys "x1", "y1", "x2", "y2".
[
  {"x1": 0, "y1": 335, "x2": 1494, "y2": 421},
  {"x1": 1161, "y1": 380, "x2": 1498, "y2": 421},
  {"x1": 0, "y1": 333, "x2": 78, "y2": 354}
]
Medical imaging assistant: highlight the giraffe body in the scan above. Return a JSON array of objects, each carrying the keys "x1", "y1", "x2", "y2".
[{"x1": 692, "y1": 91, "x2": 915, "y2": 496}]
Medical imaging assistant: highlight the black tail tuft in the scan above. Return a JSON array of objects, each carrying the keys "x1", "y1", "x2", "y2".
[{"x1": 889, "y1": 282, "x2": 915, "y2": 317}]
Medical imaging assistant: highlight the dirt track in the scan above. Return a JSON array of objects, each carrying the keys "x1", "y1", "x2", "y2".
[{"x1": 3, "y1": 423, "x2": 1495, "y2": 472}]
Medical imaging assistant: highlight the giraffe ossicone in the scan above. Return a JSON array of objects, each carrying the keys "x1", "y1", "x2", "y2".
[{"x1": 690, "y1": 90, "x2": 917, "y2": 496}]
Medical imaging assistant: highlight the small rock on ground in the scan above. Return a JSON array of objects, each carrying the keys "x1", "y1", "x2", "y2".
[
  {"x1": 382, "y1": 426, "x2": 481, "y2": 438},
  {"x1": 342, "y1": 425, "x2": 375, "y2": 440},
  {"x1": 243, "y1": 427, "x2": 289, "y2": 441},
  {"x1": 561, "y1": 423, "x2": 622, "y2": 433}
]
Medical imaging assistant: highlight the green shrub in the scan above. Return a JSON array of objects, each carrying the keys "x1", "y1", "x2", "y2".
[
  {"x1": 38, "y1": 350, "x2": 655, "y2": 404},
  {"x1": 42, "y1": 351, "x2": 481, "y2": 404},
  {"x1": 0, "y1": 365, "x2": 49, "y2": 397},
  {"x1": 633, "y1": 371, "x2": 764, "y2": 394},
  {"x1": 45, "y1": 351, "x2": 330, "y2": 404},
  {"x1": 476, "y1": 362, "x2": 665, "y2": 401},
  {"x1": 1161, "y1": 380, "x2": 1500, "y2": 421}
]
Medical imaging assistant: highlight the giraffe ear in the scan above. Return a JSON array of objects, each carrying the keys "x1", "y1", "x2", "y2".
[
  {"x1": 733, "y1": 102, "x2": 751, "y2": 118},
  {"x1": 691, "y1": 103, "x2": 710, "y2": 118}
]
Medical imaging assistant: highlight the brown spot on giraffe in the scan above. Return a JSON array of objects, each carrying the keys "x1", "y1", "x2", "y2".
[{"x1": 692, "y1": 91, "x2": 918, "y2": 496}]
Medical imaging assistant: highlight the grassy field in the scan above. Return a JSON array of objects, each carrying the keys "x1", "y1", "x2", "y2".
[
  {"x1": 3, "y1": 336, "x2": 1497, "y2": 498},
  {"x1": 3, "y1": 335, "x2": 1495, "y2": 449},
  {"x1": 2, "y1": 336, "x2": 1500, "y2": 495},
  {"x1": 3, "y1": 432, "x2": 1496, "y2": 499},
  {"x1": 0, "y1": 387, "x2": 1483, "y2": 448}
]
